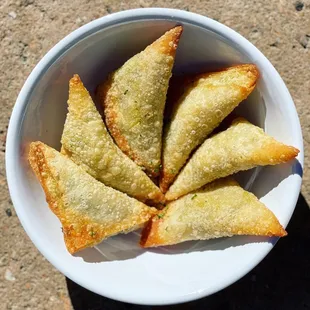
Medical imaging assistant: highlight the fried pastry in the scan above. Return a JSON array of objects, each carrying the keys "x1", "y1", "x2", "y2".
[
  {"x1": 28, "y1": 142, "x2": 157, "y2": 254},
  {"x1": 165, "y1": 118, "x2": 299, "y2": 201},
  {"x1": 141, "y1": 178, "x2": 286, "y2": 248},
  {"x1": 61, "y1": 75, "x2": 164, "y2": 204},
  {"x1": 97, "y1": 26, "x2": 183, "y2": 177},
  {"x1": 160, "y1": 64, "x2": 259, "y2": 192}
]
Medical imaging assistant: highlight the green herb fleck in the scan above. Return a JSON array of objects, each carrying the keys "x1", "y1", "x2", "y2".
[
  {"x1": 154, "y1": 164, "x2": 162, "y2": 173},
  {"x1": 124, "y1": 89, "x2": 128, "y2": 95},
  {"x1": 89, "y1": 230, "x2": 96, "y2": 237},
  {"x1": 165, "y1": 226, "x2": 169, "y2": 231},
  {"x1": 191, "y1": 194, "x2": 197, "y2": 200},
  {"x1": 157, "y1": 213, "x2": 164, "y2": 219}
]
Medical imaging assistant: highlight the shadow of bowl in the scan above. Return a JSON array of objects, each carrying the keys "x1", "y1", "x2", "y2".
[{"x1": 67, "y1": 193, "x2": 310, "y2": 309}]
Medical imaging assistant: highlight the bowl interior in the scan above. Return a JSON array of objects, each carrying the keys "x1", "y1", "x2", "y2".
[{"x1": 10, "y1": 13, "x2": 302, "y2": 305}]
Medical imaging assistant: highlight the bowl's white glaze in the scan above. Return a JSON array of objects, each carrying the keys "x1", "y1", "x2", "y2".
[{"x1": 6, "y1": 8, "x2": 303, "y2": 305}]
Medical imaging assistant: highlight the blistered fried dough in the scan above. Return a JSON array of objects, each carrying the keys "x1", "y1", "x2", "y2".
[
  {"x1": 61, "y1": 75, "x2": 164, "y2": 203},
  {"x1": 97, "y1": 26, "x2": 183, "y2": 177},
  {"x1": 141, "y1": 178, "x2": 286, "y2": 248},
  {"x1": 165, "y1": 118, "x2": 299, "y2": 200},
  {"x1": 160, "y1": 64, "x2": 259, "y2": 192},
  {"x1": 28, "y1": 142, "x2": 157, "y2": 254}
]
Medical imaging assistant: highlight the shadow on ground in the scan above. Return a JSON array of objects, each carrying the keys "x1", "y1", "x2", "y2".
[{"x1": 66, "y1": 194, "x2": 310, "y2": 310}]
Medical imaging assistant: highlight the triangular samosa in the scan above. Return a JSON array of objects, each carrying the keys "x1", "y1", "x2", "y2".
[
  {"x1": 141, "y1": 178, "x2": 286, "y2": 248},
  {"x1": 28, "y1": 142, "x2": 157, "y2": 254},
  {"x1": 61, "y1": 75, "x2": 164, "y2": 204},
  {"x1": 97, "y1": 26, "x2": 183, "y2": 177},
  {"x1": 166, "y1": 118, "x2": 299, "y2": 200},
  {"x1": 161, "y1": 64, "x2": 259, "y2": 192}
]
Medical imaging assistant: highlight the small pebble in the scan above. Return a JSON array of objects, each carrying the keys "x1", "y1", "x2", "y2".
[
  {"x1": 5, "y1": 208, "x2": 12, "y2": 217},
  {"x1": 8, "y1": 11, "x2": 17, "y2": 19},
  {"x1": 269, "y1": 42, "x2": 278, "y2": 47},
  {"x1": 299, "y1": 35, "x2": 309, "y2": 48},
  {"x1": 105, "y1": 5, "x2": 112, "y2": 13},
  {"x1": 4, "y1": 269, "x2": 16, "y2": 282},
  {"x1": 295, "y1": 1, "x2": 304, "y2": 11}
]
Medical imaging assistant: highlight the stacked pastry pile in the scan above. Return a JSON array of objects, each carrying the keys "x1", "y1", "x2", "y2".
[{"x1": 28, "y1": 26, "x2": 298, "y2": 254}]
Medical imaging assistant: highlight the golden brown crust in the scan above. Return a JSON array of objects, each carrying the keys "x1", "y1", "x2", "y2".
[
  {"x1": 140, "y1": 217, "x2": 164, "y2": 248},
  {"x1": 164, "y1": 64, "x2": 259, "y2": 125},
  {"x1": 165, "y1": 118, "x2": 299, "y2": 201},
  {"x1": 141, "y1": 178, "x2": 287, "y2": 248},
  {"x1": 197, "y1": 64, "x2": 259, "y2": 87},
  {"x1": 97, "y1": 76, "x2": 138, "y2": 171},
  {"x1": 28, "y1": 142, "x2": 58, "y2": 216},
  {"x1": 28, "y1": 141, "x2": 157, "y2": 254},
  {"x1": 61, "y1": 74, "x2": 165, "y2": 204},
  {"x1": 159, "y1": 170, "x2": 175, "y2": 193},
  {"x1": 160, "y1": 64, "x2": 259, "y2": 193},
  {"x1": 98, "y1": 26, "x2": 183, "y2": 177},
  {"x1": 29, "y1": 142, "x2": 95, "y2": 253},
  {"x1": 230, "y1": 118, "x2": 299, "y2": 164},
  {"x1": 60, "y1": 145, "x2": 70, "y2": 156},
  {"x1": 146, "y1": 25, "x2": 183, "y2": 57}
]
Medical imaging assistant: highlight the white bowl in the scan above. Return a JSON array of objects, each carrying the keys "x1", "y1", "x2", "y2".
[{"x1": 6, "y1": 8, "x2": 303, "y2": 305}]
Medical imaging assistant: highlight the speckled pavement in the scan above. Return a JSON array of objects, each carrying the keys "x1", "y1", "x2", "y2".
[{"x1": 1, "y1": 1, "x2": 309, "y2": 309}]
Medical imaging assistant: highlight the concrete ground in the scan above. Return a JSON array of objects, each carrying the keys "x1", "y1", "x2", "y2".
[{"x1": 1, "y1": 0, "x2": 309, "y2": 309}]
